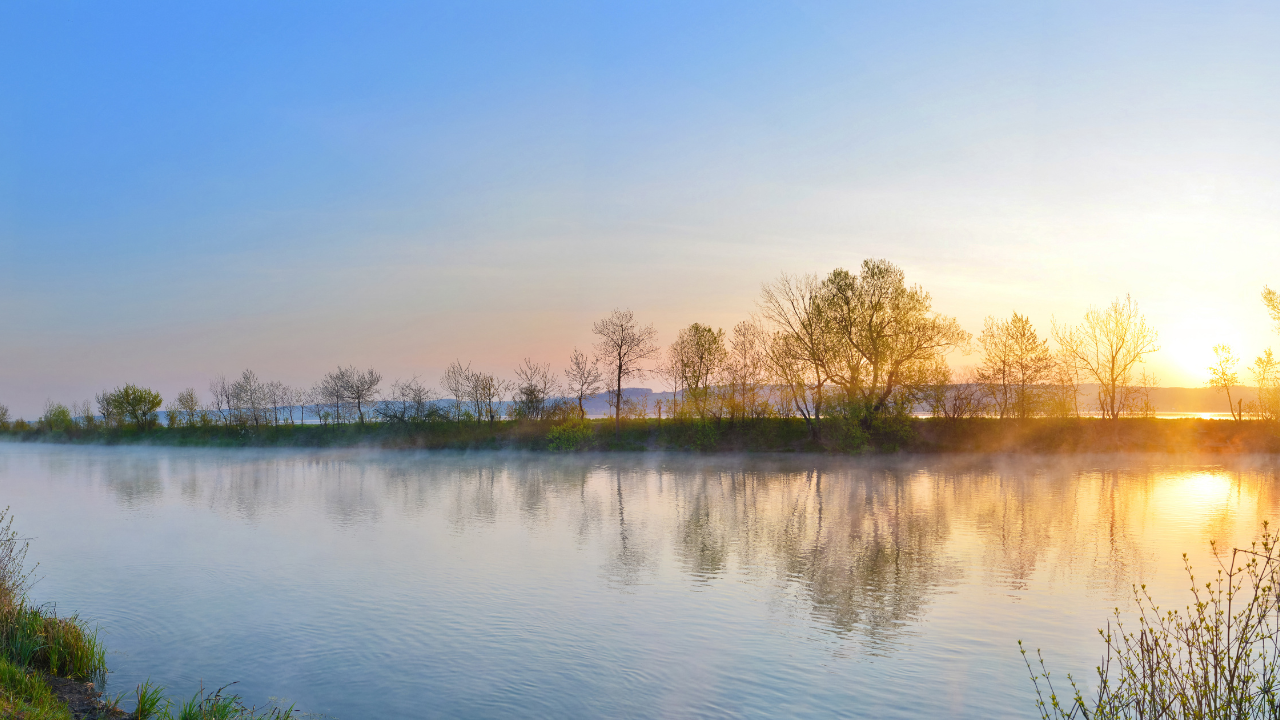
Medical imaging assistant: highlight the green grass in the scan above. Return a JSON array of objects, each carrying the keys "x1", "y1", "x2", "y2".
[{"x1": 0, "y1": 655, "x2": 74, "y2": 720}]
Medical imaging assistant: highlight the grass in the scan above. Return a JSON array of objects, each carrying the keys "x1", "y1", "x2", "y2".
[
  {"x1": 2, "y1": 507, "x2": 299, "y2": 720},
  {"x1": 1024, "y1": 522, "x2": 1280, "y2": 719},
  {"x1": 0, "y1": 655, "x2": 74, "y2": 720}
]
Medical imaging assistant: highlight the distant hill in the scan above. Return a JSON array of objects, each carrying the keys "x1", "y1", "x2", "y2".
[{"x1": 580, "y1": 385, "x2": 1261, "y2": 416}]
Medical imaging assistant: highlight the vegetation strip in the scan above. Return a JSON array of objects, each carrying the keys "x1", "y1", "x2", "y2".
[{"x1": 4, "y1": 261, "x2": 1280, "y2": 452}]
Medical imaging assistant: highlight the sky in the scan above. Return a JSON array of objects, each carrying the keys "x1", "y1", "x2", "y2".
[{"x1": 1, "y1": 1, "x2": 1278, "y2": 416}]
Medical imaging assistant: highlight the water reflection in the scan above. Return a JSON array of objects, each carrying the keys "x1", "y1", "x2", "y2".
[{"x1": 29, "y1": 451, "x2": 1270, "y2": 643}]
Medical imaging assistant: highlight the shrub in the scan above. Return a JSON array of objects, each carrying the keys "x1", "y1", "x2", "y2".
[
  {"x1": 1024, "y1": 522, "x2": 1280, "y2": 719},
  {"x1": 547, "y1": 420, "x2": 594, "y2": 451}
]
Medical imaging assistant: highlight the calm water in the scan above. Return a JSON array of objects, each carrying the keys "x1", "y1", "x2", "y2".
[{"x1": 2, "y1": 444, "x2": 1279, "y2": 719}]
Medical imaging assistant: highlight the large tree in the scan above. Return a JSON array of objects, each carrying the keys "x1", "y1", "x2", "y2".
[
  {"x1": 1052, "y1": 295, "x2": 1160, "y2": 419},
  {"x1": 592, "y1": 309, "x2": 659, "y2": 435},
  {"x1": 818, "y1": 259, "x2": 969, "y2": 415}
]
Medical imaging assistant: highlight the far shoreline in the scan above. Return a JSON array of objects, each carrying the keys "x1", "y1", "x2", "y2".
[{"x1": 2, "y1": 416, "x2": 1278, "y2": 455}]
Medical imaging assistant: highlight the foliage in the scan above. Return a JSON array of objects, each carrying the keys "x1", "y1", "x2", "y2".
[
  {"x1": 1024, "y1": 523, "x2": 1280, "y2": 719},
  {"x1": 40, "y1": 402, "x2": 75, "y2": 433},
  {"x1": 977, "y1": 312, "x2": 1055, "y2": 419},
  {"x1": 98, "y1": 383, "x2": 164, "y2": 430},
  {"x1": 546, "y1": 420, "x2": 594, "y2": 451}
]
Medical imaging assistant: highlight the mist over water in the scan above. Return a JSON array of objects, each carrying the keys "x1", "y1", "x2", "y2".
[{"x1": 2, "y1": 444, "x2": 1278, "y2": 718}]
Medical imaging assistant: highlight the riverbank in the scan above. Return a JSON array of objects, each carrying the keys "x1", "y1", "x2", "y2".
[
  {"x1": 0, "y1": 507, "x2": 298, "y2": 720},
  {"x1": 4, "y1": 417, "x2": 1279, "y2": 454}
]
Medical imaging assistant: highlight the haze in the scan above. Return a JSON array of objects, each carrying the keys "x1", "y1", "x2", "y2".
[{"x1": 2, "y1": 1, "x2": 1278, "y2": 416}]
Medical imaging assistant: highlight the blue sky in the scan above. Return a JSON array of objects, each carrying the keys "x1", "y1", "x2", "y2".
[{"x1": 2, "y1": 1, "x2": 1278, "y2": 415}]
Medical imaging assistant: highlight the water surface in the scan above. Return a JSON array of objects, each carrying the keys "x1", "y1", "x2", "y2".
[{"x1": 2, "y1": 444, "x2": 1278, "y2": 718}]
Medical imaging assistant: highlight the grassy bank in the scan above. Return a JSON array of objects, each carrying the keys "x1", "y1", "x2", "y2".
[
  {"x1": 4, "y1": 416, "x2": 1280, "y2": 454},
  {"x1": 0, "y1": 508, "x2": 296, "y2": 720}
]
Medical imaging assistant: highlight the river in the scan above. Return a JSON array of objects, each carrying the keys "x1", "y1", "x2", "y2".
[{"x1": 2, "y1": 444, "x2": 1277, "y2": 718}]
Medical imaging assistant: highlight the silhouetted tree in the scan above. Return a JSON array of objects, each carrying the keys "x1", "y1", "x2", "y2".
[
  {"x1": 976, "y1": 312, "x2": 1055, "y2": 419},
  {"x1": 592, "y1": 309, "x2": 659, "y2": 436},
  {"x1": 1053, "y1": 295, "x2": 1160, "y2": 419},
  {"x1": 563, "y1": 348, "x2": 603, "y2": 420},
  {"x1": 1207, "y1": 344, "x2": 1243, "y2": 421}
]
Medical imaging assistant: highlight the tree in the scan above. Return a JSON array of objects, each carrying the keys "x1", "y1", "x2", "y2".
[
  {"x1": 1052, "y1": 295, "x2": 1160, "y2": 419},
  {"x1": 164, "y1": 388, "x2": 201, "y2": 427},
  {"x1": 976, "y1": 312, "x2": 1055, "y2": 419},
  {"x1": 231, "y1": 369, "x2": 268, "y2": 427},
  {"x1": 441, "y1": 360, "x2": 471, "y2": 422},
  {"x1": 0, "y1": 403, "x2": 9, "y2": 431},
  {"x1": 41, "y1": 401, "x2": 74, "y2": 432},
  {"x1": 314, "y1": 371, "x2": 346, "y2": 425},
  {"x1": 668, "y1": 323, "x2": 727, "y2": 418},
  {"x1": 722, "y1": 320, "x2": 772, "y2": 420},
  {"x1": 1206, "y1": 344, "x2": 1243, "y2": 421},
  {"x1": 377, "y1": 376, "x2": 440, "y2": 423},
  {"x1": 818, "y1": 259, "x2": 969, "y2": 416},
  {"x1": 759, "y1": 273, "x2": 831, "y2": 437},
  {"x1": 466, "y1": 370, "x2": 508, "y2": 426},
  {"x1": 921, "y1": 366, "x2": 988, "y2": 419},
  {"x1": 336, "y1": 366, "x2": 381, "y2": 424},
  {"x1": 105, "y1": 384, "x2": 163, "y2": 430},
  {"x1": 96, "y1": 389, "x2": 121, "y2": 428},
  {"x1": 1264, "y1": 286, "x2": 1280, "y2": 334},
  {"x1": 512, "y1": 358, "x2": 559, "y2": 420},
  {"x1": 592, "y1": 309, "x2": 659, "y2": 436},
  {"x1": 1249, "y1": 349, "x2": 1280, "y2": 421},
  {"x1": 563, "y1": 348, "x2": 603, "y2": 420}
]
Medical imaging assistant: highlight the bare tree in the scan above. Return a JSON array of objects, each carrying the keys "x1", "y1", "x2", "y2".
[
  {"x1": 921, "y1": 365, "x2": 989, "y2": 419},
  {"x1": 976, "y1": 312, "x2": 1055, "y2": 419},
  {"x1": 335, "y1": 366, "x2": 381, "y2": 424},
  {"x1": 314, "y1": 371, "x2": 346, "y2": 425},
  {"x1": 722, "y1": 320, "x2": 773, "y2": 420},
  {"x1": 563, "y1": 348, "x2": 603, "y2": 420},
  {"x1": 512, "y1": 358, "x2": 559, "y2": 420},
  {"x1": 1044, "y1": 350, "x2": 1083, "y2": 418},
  {"x1": 441, "y1": 360, "x2": 471, "y2": 421},
  {"x1": 231, "y1": 369, "x2": 268, "y2": 427},
  {"x1": 592, "y1": 309, "x2": 659, "y2": 435},
  {"x1": 1052, "y1": 295, "x2": 1160, "y2": 419},
  {"x1": 1206, "y1": 344, "x2": 1243, "y2": 421},
  {"x1": 466, "y1": 370, "x2": 509, "y2": 426},
  {"x1": 378, "y1": 376, "x2": 440, "y2": 423},
  {"x1": 759, "y1": 273, "x2": 830, "y2": 437}
]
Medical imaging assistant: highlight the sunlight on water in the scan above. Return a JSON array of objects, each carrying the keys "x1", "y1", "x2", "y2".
[{"x1": 1, "y1": 445, "x2": 1278, "y2": 719}]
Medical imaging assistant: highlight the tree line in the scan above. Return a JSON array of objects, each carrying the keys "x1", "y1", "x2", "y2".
[{"x1": 3, "y1": 258, "x2": 1278, "y2": 437}]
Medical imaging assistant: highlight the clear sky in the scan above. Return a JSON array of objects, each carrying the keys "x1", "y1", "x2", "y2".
[{"x1": 2, "y1": 1, "x2": 1278, "y2": 416}]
